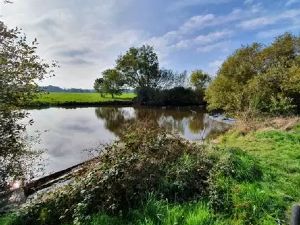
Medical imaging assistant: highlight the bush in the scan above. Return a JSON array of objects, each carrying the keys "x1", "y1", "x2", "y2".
[
  {"x1": 134, "y1": 87, "x2": 204, "y2": 106},
  {"x1": 12, "y1": 122, "x2": 214, "y2": 225}
]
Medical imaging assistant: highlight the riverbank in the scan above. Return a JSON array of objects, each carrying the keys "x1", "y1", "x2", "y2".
[
  {"x1": 25, "y1": 92, "x2": 207, "y2": 108},
  {"x1": 1, "y1": 117, "x2": 300, "y2": 225}
]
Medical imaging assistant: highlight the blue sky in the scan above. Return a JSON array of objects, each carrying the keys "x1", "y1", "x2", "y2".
[{"x1": 1, "y1": 0, "x2": 300, "y2": 88}]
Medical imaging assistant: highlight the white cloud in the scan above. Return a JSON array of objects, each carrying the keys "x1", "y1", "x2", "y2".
[
  {"x1": 195, "y1": 30, "x2": 232, "y2": 44},
  {"x1": 2, "y1": 0, "x2": 299, "y2": 88},
  {"x1": 257, "y1": 24, "x2": 300, "y2": 39},
  {"x1": 197, "y1": 41, "x2": 230, "y2": 53},
  {"x1": 173, "y1": 30, "x2": 232, "y2": 50},
  {"x1": 1, "y1": 0, "x2": 146, "y2": 88},
  {"x1": 239, "y1": 9, "x2": 300, "y2": 30},
  {"x1": 180, "y1": 14, "x2": 215, "y2": 33},
  {"x1": 239, "y1": 17, "x2": 274, "y2": 29}
]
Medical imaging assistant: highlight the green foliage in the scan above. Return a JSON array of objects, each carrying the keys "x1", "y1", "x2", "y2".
[
  {"x1": 94, "y1": 45, "x2": 193, "y2": 105},
  {"x1": 213, "y1": 148, "x2": 262, "y2": 182},
  {"x1": 269, "y1": 94, "x2": 296, "y2": 115},
  {"x1": 0, "y1": 22, "x2": 55, "y2": 190},
  {"x1": 134, "y1": 87, "x2": 203, "y2": 106},
  {"x1": 0, "y1": 22, "x2": 56, "y2": 108},
  {"x1": 93, "y1": 78, "x2": 104, "y2": 96},
  {"x1": 231, "y1": 183, "x2": 285, "y2": 224},
  {"x1": 208, "y1": 148, "x2": 263, "y2": 214},
  {"x1": 116, "y1": 45, "x2": 160, "y2": 89},
  {"x1": 0, "y1": 214, "x2": 16, "y2": 225},
  {"x1": 205, "y1": 33, "x2": 300, "y2": 114},
  {"x1": 99, "y1": 69, "x2": 124, "y2": 98},
  {"x1": 190, "y1": 70, "x2": 211, "y2": 94}
]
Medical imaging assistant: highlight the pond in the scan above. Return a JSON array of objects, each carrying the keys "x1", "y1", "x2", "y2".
[{"x1": 25, "y1": 106, "x2": 231, "y2": 179}]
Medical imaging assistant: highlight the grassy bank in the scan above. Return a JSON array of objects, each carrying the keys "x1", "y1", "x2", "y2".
[
  {"x1": 2, "y1": 119, "x2": 300, "y2": 225},
  {"x1": 28, "y1": 92, "x2": 135, "y2": 107}
]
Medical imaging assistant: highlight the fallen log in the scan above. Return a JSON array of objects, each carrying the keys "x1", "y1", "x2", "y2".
[{"x1": 23, "y1": 156, "x2": 98, "y2": 196}]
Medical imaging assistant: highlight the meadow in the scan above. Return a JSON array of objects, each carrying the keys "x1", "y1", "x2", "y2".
[{"x1": 30, "y1": 92, "x2": 136, "y2": 106}]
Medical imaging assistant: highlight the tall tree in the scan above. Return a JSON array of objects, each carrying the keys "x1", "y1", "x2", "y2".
[
  {"x1": 0, "y1": 21, "x2": 55, "y2": 190},
  {"x1": 116, "y1": 45, "x2": 160, "y2": 89}
]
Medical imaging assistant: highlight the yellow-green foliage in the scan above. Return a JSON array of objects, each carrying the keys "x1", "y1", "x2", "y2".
[{"x1": 206, "y1": 33, "x2": 300, "y2": 114}]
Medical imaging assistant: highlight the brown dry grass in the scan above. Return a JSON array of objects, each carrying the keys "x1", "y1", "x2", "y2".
[{"x1": 233, "y1": 113, "x2": 300, "y2": 134}]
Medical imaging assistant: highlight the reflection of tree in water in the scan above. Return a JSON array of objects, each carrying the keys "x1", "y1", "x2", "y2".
[
  {"x1": 1, "y1": 110, "x2": 25, "y2": 192},
  {"x1": 95, "y1": 107, "x2": 206, "y2": 137},
  {"x1": 188, "y1": 113, "x2": 204, "y2": 134},
  {"x1": 95, "y1": 107, "x2": 134, "y2": 137},
  {"x1": 135, "y1": 108, "x2": 205, "y2": 135},
  {"x1": 0, "y1": 109, "x2": 41, "y2": 195}
]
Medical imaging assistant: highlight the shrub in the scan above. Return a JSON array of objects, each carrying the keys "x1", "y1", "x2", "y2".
[
  {"x1": 13, "y1": 122, "x2": 214, "y2": 225},
  {"x1": 134, "y1": 87, "x2": 203, "y2": 106}
]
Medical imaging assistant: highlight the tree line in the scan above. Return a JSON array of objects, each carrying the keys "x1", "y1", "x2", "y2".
[
  {"x1": 94, "y1": 45, "x2": 210, "y2": 106},
  {"x1": 95, "y1": 33, "x2": 300, "y2": 114}
]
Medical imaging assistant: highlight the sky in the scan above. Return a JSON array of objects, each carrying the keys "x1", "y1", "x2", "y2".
[{"x1": 1, "y1": 0, "x2": 300, "y2": 88}]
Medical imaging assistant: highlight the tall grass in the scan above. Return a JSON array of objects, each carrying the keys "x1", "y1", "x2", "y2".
[{"x1": 88, "y1": 197, "x2": 222, "y2": 225}]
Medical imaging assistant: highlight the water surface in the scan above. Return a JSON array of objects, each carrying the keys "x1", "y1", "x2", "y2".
[{"x1": 26, "y1": 107, "x2": 230, "y2": 178}]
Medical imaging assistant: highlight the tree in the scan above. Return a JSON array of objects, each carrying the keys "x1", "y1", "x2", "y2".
[
  {"x1": 0, "y1": 23, "x2": 55, "y2": 107},
  {"x1": 116, "y1": 45, "x2": 160, "y2": 89},
  {"x1": 190, "y1": 70, "x2": 211, "y2": 92},
  {"x1": 0, "y1": 21, "x2": 55, "y2": 190},
  {"x1": 205, "y1": 33, "x2": 300, "y2": 114},
  {"x1": 101, "y1": 69, "x2": 124, "y2": 98},
  {"x1": 156, "y1": 69, "x2": 187, "y2": 89},
  {"x1": 94, "y1": 78, "x2": 104, "y2": 97}
]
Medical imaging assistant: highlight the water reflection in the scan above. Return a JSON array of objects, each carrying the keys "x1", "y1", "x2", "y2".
[
  {"x1": 95, "y1": 107, "x2": 209, "y2": 140},
  {"x1": 24, "y1": 107, "x2": 230, "y2": 179},
  {"x1": 1, "y1": 106, "x2": 232, "y2": 211},
  {"x1": 0, "y1": 109, "x2": 42, "y2": 210}
]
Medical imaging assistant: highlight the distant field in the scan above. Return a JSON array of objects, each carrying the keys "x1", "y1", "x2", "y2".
[{"x1": 31, "y1": 92, "x2": 135, "y2": 106}]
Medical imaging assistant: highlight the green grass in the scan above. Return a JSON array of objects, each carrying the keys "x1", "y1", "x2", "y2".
[
  {"x1": 0, "y1": 214, "x2": 16, "y2": 225},
  {"x1": 217, "y1": 125, "x2": 300, "y2": 224},
  {"x1": 31, "y1": 92, "x2": 135, "y2": 106},
  {"x1": 86, "y1": 197, "x2": 224, "y2": 225}
]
